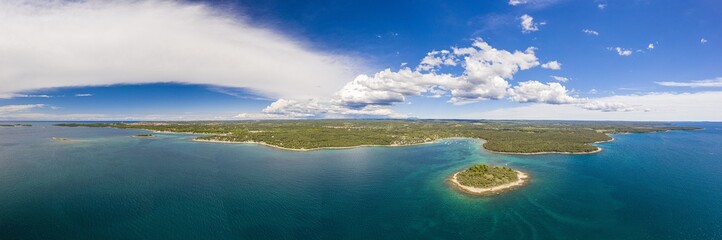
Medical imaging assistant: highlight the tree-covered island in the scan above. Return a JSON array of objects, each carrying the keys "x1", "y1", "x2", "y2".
[
  {"x1": 450, "y1": 164, "x2": 528, "y2": 195},
  {"x1": 54, "y1": 120, "x2": 699, "y2": 154}
]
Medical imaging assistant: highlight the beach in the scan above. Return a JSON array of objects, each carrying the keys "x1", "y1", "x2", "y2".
[{"x1": 450, "y1": 170, "x2": 529, "y2": 195}]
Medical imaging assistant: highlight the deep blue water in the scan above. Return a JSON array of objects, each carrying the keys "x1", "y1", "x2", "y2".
[{"x1": 0, "y1": 122, "x2": 721, "y2": 239}]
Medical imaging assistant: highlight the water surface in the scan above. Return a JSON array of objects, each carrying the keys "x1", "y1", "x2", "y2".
[{"x1": 0, "y1": 122, "x2": 721, "y2": 239}]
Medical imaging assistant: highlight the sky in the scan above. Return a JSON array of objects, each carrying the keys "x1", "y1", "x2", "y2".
[{"x1": 0, "y1": 0, "x2": 721, "y2": 121}]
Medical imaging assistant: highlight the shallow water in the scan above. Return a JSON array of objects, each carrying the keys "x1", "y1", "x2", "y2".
[{"x1": 0, "y1": 122, "x2": 721, "y2": 239}]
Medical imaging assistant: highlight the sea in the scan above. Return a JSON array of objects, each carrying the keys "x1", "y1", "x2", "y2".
[{"x1": 0, "y1": 122, "x2": 720, "y2": 239}]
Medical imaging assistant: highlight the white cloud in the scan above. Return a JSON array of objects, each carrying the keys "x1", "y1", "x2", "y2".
[
  {"x1": 610, "y1": 47, "x2": 633, "y2": 56},
  {"x1": 247, "y1": 38, "x2": 553, "y2": 118},
  {"x1": 541, "y1": 60, "x2": 562, "y2": 70},
  {"x1": 469, "y1": 91, "x2": 722, "y2": 121},
  {"x1": 701, "y1": 38, "x2": 708, "y2": 44},
  {"x1": 597, "y1": 3, "x2": 607, "y2": 10},
  {"x1": 582, "y1": 29, "x2": 599, "y2": 36},
  {"x1": 520, "y1": 14, "x2": 545, "y2": 33},
  {"x1": 0, "y1": 0, "x2": 363, "y2": 100},
  {"x1": 647, "y1": 43, "x2": 655, "y2": 50},
  {"x1": 261, "y1": 99, "x2": 327, "y2": 118},
  {"x1": 248, "y1": 38, "x2": 635, "y2": 119},
  {"x1": 508, "y1": 81, "x2": 578, "y2": 104},
  {"x1": 507, "y1": 0, "x2": 561, "y2": 8},
  {"x1": 656, "y1": 77, "x2": 722, "y2": 87},
  {"x1": 0, "y1": 94, "x2": 51, "y2": 99},
  {"x1": 0, "y1": 104, "x2": 45, "y2": 115},
  {"x1": 75, "y1": 93, "x2": 93, "y2": 97},
  {"x1": 580, "y1": 101, "x2": 635, "y2": 112},
  {"x1": 508, "y1": 0, "x2": 528, "y2": 6},
  {"x1": 588, "y1": 88, "x2": 598, "y2": 94},
  {"x1": 550, "y1": 75, "x2": 569, "y2": 82}
]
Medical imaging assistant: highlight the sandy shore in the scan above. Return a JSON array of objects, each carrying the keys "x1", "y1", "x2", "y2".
[
  {"x1": 51, "y1": 137, "x2": 76, "y2": 142},
  {"x1": 191, "y1": 138, "x2": 442, "y2": 152},
  {"x1": 192, "y1": 135, "x2": 617, "y2": 155},
  {"x1": 449, "y1": 170, "x2": 529, "y2": 195}
]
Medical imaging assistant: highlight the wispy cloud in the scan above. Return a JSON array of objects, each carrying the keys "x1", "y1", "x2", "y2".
[
  {"x1": 467, "y1": 91, "x2": 722, "y2": 121},
  {"x1": 608, "y1": 47, "x2": 633, "y2": 56},
  {"x1": 0, "y1": 104, "x2": 45, "y2": 114},
  {"x1": 509, "y1": 0, "x2": 528, "y2": 5},
  {"x1": 550, "y1": 75, "x2": 569, "y2": 82},
  {"x1": 582, "y1": 29, "x2": 599, "y2": 36},
  {"x1": 656, "y1": 77, "x2": 722, "y2": 87},
  {"x1": 75, "y1": 93, "x2": 93, "y2": 97},
  {"x1": 0, "y1": 94, "x2": 51, "y2": 99},
  {"x1": 701, "y1": 38, "x2": 708, "y2": 44}
]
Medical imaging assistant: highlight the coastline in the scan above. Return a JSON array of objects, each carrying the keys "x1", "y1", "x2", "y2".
[
  {"x1": 449, "y1": 170, "x2": 529, "y2": 195},
  {"x1": 191, "y1": 138, "x2": 445, "y2": 151},
  {"x1": 190, "y1": 135, "x2": 618, "y2": 154},
  {"x1": 482, "y1": 136, "x2": 615, "y2": 155}
]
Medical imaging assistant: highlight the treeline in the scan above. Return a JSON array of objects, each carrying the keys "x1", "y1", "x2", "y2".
[
  {"x1": 53, "y1": 120, "x2": 698, "y2": 153},
  {"x1": 456, "y1": 164, "x2": 519, "y2": 188}
]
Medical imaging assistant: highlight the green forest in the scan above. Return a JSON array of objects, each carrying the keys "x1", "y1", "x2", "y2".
[
  {"x1": 54, "y1": 120, "x2": 698, "y2": 153},
  {"x1": 455, "y1": 164, "x2": 519, "y2": 188}
]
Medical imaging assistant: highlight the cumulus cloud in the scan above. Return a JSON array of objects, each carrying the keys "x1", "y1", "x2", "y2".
[
  {"x1": 582, "y1": 29, "x2": 599, "y2": 36},
  {"x1": 597, "y1": 3, "x2": 607, "y2": 10},
  {"x1": 647, "y1": 43, "x2": 655, "y2": 50},
  {"x1": 701, "y1": 38, "x2": 708, "y2": 44},
  {"x1": 541, "y1": 61, "x2": 562, "y2": 70},
  {"x1": 656, "y1": 77, "x2": 722, "y2": 87},
  {"x1": 550, "y1": 75, "x2": 569, "y2": 82},
  {"x1": 508, "y1": 81, "x2": 578, "y2": 104},
  {"x1": 0, "y1": 0, "x2": 363, "y2": 100},
  {"x1": 520, "y1": 14, "x2": 545, "y2": 33},
  {"x1": 244, "y1": 38, "x2": 629, "y2": 119}
]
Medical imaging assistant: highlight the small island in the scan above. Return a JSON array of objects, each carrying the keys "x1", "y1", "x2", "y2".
[
  {"x1": 450, "y1": 164, "x2": 529, "y2": 195},
  {"x1": 132, "y1": 134, "x2": 154, "y2": 138},
  {"x1": 0, "y1": 124, "x2": 32, "y2": 127},
  {"x1": 51, "y1": 137, "x2": 75, "y2": 142}
]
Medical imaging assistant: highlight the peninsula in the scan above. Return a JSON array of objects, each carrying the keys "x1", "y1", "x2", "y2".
[
  {"x1": 54, "y1": 120, "x2": 698, "y2": 154},
  {"x1": 450, "y1": 164, "x2": 528, "y2": 195}
]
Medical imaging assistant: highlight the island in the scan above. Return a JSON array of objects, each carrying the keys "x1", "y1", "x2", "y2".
[
  {"x1": 0, "y1": 124, "x2": 32, "y2": 127},
  {"x1": 132, "y1": 134, "x2": 154, "y2": 138},
  {"x1": 450, "y1": 164, "x2": 528, "y2": 195},
  {"x1": 53, "y1": 120, "x2": 699, "y2": 154},
  {"x1": 51, "y1": 137, "x2": 75, "y2": 142}
]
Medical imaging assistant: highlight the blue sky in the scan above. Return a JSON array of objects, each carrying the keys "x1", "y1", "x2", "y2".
[{"x1": 0, "y1": 0, "x2": 720, "y2": 120}]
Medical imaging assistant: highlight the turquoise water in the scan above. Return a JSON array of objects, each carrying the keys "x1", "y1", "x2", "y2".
[{"x1": 0, "y1": 123, "x2": 721, "y2": 239}]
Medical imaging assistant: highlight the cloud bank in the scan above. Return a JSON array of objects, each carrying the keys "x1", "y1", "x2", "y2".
[
  {"x1": 471, "y1": 91, "x2": 722, "y2": 121},
  {"x1": 239, "y1": 39, "x2": 631, "y2": 119},
  {"x1": 656, "y1": 77, "x2": 722, "y2": 88},
  {"x1": 0, "y1": 0, "x2": 363, "y2": 99}
]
